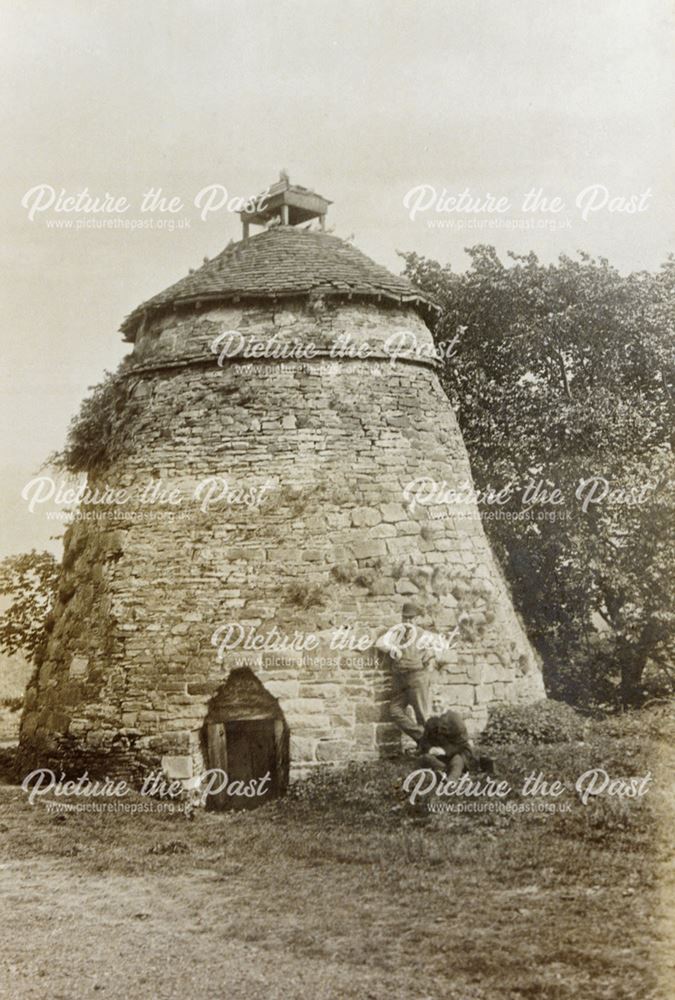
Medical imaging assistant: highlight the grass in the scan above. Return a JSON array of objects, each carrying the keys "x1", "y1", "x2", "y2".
[{"x1": 0, "y1": 707, "x2": 672, "y2": 999}]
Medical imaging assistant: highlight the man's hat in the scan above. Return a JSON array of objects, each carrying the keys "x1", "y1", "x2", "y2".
[{"x1": 402, "y1": 601, "x2": 423, "y2": 618}]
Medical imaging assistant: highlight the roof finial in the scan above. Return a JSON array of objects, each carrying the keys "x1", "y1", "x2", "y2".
[{"x1": 279, "y1": 168, "x2": 289, "y2": 183}]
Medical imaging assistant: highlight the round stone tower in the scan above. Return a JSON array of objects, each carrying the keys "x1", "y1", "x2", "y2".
[{"x1": 20, "y1": 175, "x2": 544, "y2": 797}]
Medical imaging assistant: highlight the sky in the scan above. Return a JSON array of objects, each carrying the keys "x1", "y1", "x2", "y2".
[{"x1": 0, "y1": 0, "x2": 673, "y2": 557}]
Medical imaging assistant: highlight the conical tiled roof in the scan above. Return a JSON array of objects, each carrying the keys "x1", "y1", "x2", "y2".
[{"x1": 121, "y1": 227, "x2": 436, "y2": 340}]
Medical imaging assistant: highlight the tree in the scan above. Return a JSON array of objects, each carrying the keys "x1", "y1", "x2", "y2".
[
  {"x1": 0, "y1": 550, "x2": 59, "y2": 663},
  {"x1": 403, "y1": 247, "x2": 674, "y2": 707}
]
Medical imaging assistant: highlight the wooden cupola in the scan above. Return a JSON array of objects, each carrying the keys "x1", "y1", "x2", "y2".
[{"x1": 239, "y1": 170, "x2": 332, "y2": 238}]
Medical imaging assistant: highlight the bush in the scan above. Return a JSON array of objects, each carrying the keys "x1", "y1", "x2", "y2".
[
  {"x1": 482, "y1": 698, "x2": 586, "y2": 745},
  {"x1": 641, "y1": 663, "x2": 674, "y2": 702},
  {"x1": 595, "y1": 702, "x2": 673, "y2": 742}
]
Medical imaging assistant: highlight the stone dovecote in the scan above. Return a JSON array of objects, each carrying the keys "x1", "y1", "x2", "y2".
[{"x1": 19, "y1": 178, "x2": 545, "y2": 796}]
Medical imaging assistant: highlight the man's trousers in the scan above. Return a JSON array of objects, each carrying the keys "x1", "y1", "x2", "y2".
[{"x1": 389, "y1": 669, "x2": 430, "y2": 742}]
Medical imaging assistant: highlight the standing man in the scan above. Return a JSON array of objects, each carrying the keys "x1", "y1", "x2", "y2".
[{"x1": 376, "y1": 601, "x2": 435, "y2": 745}]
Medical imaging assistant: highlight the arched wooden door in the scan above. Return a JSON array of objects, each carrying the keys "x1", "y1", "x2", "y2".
[{"x1": 204, "y1": 669, "x2": 289, "y2": 811}]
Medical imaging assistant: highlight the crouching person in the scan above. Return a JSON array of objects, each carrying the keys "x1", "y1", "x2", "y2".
[{"x1": 417, "y1": 710, "x2": 483, "y2": 780}]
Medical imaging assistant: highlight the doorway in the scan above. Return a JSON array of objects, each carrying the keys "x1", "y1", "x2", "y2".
[
  {"x1": 206, "y1": 717, "x2": 286, "y2": 811},
  {"x1": 203, "y1": 668, "x2": 290, "y2": 812},
  {"x1": 226, "y1": 718, "x2": 278, "y2": 806}
]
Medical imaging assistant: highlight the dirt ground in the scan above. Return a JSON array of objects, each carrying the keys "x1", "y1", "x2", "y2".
[{"x1": 0, "y1": 710, "x2": 672, "y2": 1000}]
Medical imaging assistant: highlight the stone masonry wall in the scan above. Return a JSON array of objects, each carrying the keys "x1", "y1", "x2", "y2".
[{"x1": 20, "y1": 298, "x2": 545, "y2": 779}]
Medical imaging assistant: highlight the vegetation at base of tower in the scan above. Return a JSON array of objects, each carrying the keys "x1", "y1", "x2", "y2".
[
  {"x1": 51, "y1": 365, "x2": 139, "y2": 474},
  {"x1": 403, "y1": 247, "x2": 674, "y2": 709},
  {"x1": 0, "y1": 550, "x2": 59, "y2": 663},
  {"x1": 0, "y1": 705, "x2": 669, "y2": 1000},
  {"x1": 482, "y1": 699, "x2": 586, "y2": 744}
]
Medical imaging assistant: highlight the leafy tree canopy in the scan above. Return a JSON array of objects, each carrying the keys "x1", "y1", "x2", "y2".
[
  {"x1": 0, "y1": 550, "x2": 59, "y2": 663},
  {"x1": 403, "y1": 247, "x2": 674, "y2": 706}
]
